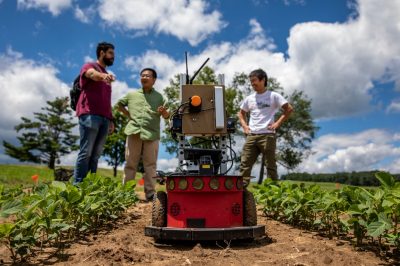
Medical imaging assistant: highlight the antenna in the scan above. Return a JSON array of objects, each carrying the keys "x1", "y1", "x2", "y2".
[
  {"x1": 185, "y1": 51, "x2": 189, "y2": 85},
  {"x1": 189, "y1": 58, "x2": 209, "y2": 84}
]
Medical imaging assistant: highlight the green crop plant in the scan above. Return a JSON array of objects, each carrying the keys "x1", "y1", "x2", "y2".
[{"x1": 0, "y1": 174, "x2": 137, "y2": 263}]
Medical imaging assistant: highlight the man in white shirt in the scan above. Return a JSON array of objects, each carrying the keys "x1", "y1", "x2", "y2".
[{"x1": 238, "y1": 69, "x2": 293, "y2": 181}]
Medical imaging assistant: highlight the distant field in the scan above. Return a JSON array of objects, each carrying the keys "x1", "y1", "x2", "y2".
[{"x1": 0, "y1": 164, "x2": 136, "y2": 188}]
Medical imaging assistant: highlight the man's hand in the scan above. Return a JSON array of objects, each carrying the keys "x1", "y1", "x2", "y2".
[
  {"x1": 157, "y1": 106, "x2": 169, "y2": 119},
  {"x1": 267, "y1": 122, "x2": 280, "y2": 131},
  {"x1": 108, "y1": 121, "x2": 115, "y2": 134},
  {"x1": 243, "y1": 125, "x2": 251, "y2": 135},
  {"x1": 101, "y1": 73, "x2": 116, "y2": 84}
]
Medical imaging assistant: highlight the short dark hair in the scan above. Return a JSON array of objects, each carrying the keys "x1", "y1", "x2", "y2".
[
  {"x1": 140, "y1": 68, "x2": 157, "y2": 79},
  {"x1": 249, "y1": 69, "x2": 268, "y2": 87},
  {"x1": 96, "y1": 42, "x2": 115, "y2": 59}
]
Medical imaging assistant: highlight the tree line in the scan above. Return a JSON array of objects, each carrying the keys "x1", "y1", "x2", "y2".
[{"x1": 281, "y1": 171, "x2": 400, "y2": 186}]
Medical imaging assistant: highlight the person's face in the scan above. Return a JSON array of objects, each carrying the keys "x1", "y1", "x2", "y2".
[
  {"x1": 101, "y1": 48, "x2": 115, "y2": 66},
  {"x1": 140, "y1": 70, "x2": 156, "y2": 89},
  {"x1": 249, "y1": 76, "x2": 266, "y2": 92}
]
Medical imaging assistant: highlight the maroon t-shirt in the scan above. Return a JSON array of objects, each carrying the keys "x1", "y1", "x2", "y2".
[{"x1": 76, "y1": 62, "x2": 113, "y2": 120}]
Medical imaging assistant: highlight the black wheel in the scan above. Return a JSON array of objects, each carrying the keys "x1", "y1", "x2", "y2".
[
  {"x1": 152, "y1": 191, "x2": 167, "y2": 227},
  {"x1": 243, "y1": 189, "x2": 257, "y2": 226}
]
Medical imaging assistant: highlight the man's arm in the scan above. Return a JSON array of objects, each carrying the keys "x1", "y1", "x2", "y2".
[
  {"x1": 84, "y1": 68, "x2": 115, "y2": 83},
  {"x1": 267, "y1": 103, "x2": 294, "y2": 130},
  {"x1": 117, "y1": 103, "x2": 132, "y2": 120},
  {"x1": 238, "y1": 109, "x2": 250, "y2": 135}
]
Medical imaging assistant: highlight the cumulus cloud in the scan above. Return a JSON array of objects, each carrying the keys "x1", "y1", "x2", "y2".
[
  {"x1": 0, "y1": 48, "x2": 69, "y2": 131},
  {"x1": 386, "y1": 99, "x2": 400, "y2": 113},
  {"x1": 74, "y1": 5, "x2": 96, "y2": 24},
  {"x1": 297, "y1": 129, "x2": 400, "y2": 173},
  {"x1": 286, "y1": 0, "x2": 400, "y2": 118},
  {"x1": 0, "y1": 48, "x2": 71, "y2": 163},
  {"x1": 17, "y1": 0, "x2": 72, "y2": 16},
  {"x1": 123, "y1": 18, "x2": 279, "y2": 94},
  {"x1": 125, "y1": 0, "x2": 400, "y2": 121},
  {"x1": 97, "y1": 0, "x2": 226, "y2": 46}
]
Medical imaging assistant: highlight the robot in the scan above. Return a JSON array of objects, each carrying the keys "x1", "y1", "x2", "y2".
[{"x1": 145, "y1": 55, "x2": 265, "y2": 241}]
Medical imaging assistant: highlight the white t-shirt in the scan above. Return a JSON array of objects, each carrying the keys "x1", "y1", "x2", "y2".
[{"x1": 240, "y1": 90, "x2": 287, "y2": 134}]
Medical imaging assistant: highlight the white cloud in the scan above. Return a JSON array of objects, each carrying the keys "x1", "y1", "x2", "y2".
[
  {"x1": 157, "y1": 158, "x2": 179, "y2": 172},
  {"x1": 97, "y1": 0, "x2": 226, "y2": 46},
  {"x1": 285, "y1": 0, "x2": 400, "y2": 118},
  {"x1": 297, "y1": 129, "x2": 400, "y2": 173},
  {"x1": 74, "y1": 5, "x2": 96, "y2": 24},
  {"x1": 17, "y1": 0, "x2": 72, "y2": 16},
  {"x1": 126, "y1": 0, "x2": 400, "y2": 121},
  {"x1": 0, "y1": 48, "x2": 72, "y2": 164},
  {"x1": 386, "y1": 99, "x2": 400, "y2": 113},
  {"x1": 0, "y1": 48, "x2": 69, "y2": 130},
  {"x1": 83, "y1": 55, "x2": 94, "y2": 63}
]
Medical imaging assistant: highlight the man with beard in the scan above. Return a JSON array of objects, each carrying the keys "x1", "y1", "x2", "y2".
[{"x1": 73, "y1": 42, "x2": 116, "y2": 184}]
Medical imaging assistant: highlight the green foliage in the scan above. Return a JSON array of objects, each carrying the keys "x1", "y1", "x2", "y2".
[
  {"x1": 0, "y1": 174, "x2": 137, "y2": 262},
  {"x1": 253, "y1": 172, "x2": 400, "y2": 250},
  {"x1": 103, "y1": 106, "x2": 129, "y2": 177},
  {"x1": 2, "y1": 97, "x2": 79, "y2": 169}
]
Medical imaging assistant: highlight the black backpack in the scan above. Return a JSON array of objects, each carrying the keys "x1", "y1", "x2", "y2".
[
  {"x1": 69, "y1": 75, "x2": 81, "y2": 111},
  {"x1": 69, "y1": 63, "x2": 100, "y2": 111}
]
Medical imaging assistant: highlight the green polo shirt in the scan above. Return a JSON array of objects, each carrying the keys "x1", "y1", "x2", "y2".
[{"x1": 117, "y1": 88, "x2": 166, "y2": 140}]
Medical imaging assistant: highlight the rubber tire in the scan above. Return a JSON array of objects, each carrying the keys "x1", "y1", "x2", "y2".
[
  {"x1": 243, "y1": 189, "x2": 257, "y2": 226},
  {"x1": 152, "y1": 191, "x2": 167, "y2": 227}
]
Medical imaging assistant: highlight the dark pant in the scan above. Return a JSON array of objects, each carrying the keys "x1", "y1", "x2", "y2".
[
  {"x1": 240, "y1": 134, "x2": 277, "y2": 180},
  {"x1": 73, "y1": 114, "x2": 109, "y2": 184}
]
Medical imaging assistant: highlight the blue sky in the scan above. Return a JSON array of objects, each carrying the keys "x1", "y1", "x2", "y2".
[{"x1": 0, "y1": 0, "x2": 399, "y2": 175}]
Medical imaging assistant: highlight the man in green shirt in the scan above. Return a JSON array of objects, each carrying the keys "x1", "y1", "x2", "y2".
[{"x1": 117, "y1": 68, "x2": 169, "y2": 201}]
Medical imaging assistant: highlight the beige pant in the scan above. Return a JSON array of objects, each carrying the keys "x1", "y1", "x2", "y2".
[
  {"x1": 123, "y1": 134, "x2": 159, "y2": 199},
  {"x1": 240, "y1": 134, "x2": 277, "y2": 180}
]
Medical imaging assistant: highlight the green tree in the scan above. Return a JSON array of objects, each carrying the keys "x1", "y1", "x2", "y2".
[
  {"x1": 103, "y1": 107, "x2": 128, "y2": 177},
  {"x1": 2, "y1": 97, "x2": 79, "y2": 169}
]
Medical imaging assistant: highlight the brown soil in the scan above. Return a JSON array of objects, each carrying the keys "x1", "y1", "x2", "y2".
[{"x1": 0, "y1": 194, "x2": 396, "y2": 266}]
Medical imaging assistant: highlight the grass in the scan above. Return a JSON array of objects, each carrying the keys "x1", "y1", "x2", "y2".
[{"x1": 0, "y1": 164, "x2": 141, "y2": 188}]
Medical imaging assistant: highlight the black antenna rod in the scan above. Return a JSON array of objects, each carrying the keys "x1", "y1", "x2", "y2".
[
  {"x1": 185, "y1": 52, "x2": 189, "y2": 84},
  {"x1": 189, "y1": 57, "x2": 209, "y2": 84}
]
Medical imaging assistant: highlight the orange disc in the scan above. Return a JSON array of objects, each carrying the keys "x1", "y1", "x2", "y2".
[{"x1": 191, "y1": 95, "x2": 202, "y2": 106}]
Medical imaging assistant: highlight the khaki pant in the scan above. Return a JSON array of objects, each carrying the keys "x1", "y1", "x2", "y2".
[
  {"x1": 240, "y1": 134, "x2": 277, "y2": 180},
  {"x1": 123, "y1": 134, "x2": 159, "y2": 199}
]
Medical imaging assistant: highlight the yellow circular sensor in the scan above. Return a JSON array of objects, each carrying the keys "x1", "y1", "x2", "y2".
[
  {"x1": 191, "y1": 95, "x2": 202, "y2": 107},
  {"x1": 225, "y1": 178, "x2": 234, "y2": 190},
  {"x1": 168, "y1": 179, "x2": 175, "y2": 190},
  {"x1": 209, "y1": 178, "x2": 219, "y2": 190},
  {"x1": 178, "y1": 178, "x2": 188, "y2": 190},
  {"x1": 192, "y1": 178, "x2": 204, "y2": 190}
]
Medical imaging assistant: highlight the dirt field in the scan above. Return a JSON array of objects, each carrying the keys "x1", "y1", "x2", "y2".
[{"x1": 0, "y1": 195, "x2": 397, "y2": 266}]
